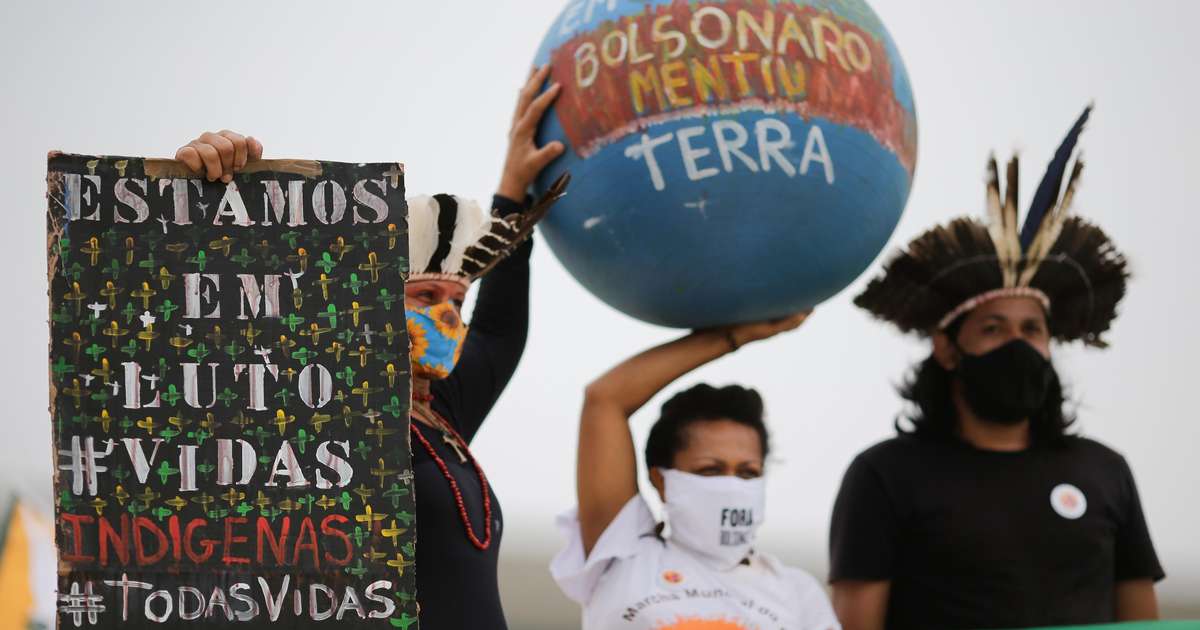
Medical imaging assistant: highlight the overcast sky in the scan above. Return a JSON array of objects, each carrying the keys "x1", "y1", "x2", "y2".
[{"x1": 2, "y1": 0, "x2": 1197, "y2": 612}]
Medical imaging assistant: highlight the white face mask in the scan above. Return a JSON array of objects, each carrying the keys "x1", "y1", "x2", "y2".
[{"x1": 661, "y1": 469, "x2": 766, "y2": 570}]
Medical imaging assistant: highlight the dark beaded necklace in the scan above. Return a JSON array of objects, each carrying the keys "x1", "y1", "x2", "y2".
[{"x1": 409, "y1": 408, "x2": 493, "y2": 551}]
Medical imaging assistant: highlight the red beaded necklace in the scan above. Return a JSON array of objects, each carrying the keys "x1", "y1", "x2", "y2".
[{"x1": 409, "y1": 409, "x2": 493, "y2": 551}]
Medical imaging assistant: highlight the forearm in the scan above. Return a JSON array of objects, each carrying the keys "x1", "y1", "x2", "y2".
[
  {"x1": 1115, "y1": 580, "x2": 1158, "y2": 620},
  {"x1": 832, "y1": 581, "x2": 889, "y2": 630},
  {"x1": 466, "y1": 211, "x2": 530, "y2": 338},
  {"x1": 587, "y1": 329, "x2": 732, "y2": 417}
]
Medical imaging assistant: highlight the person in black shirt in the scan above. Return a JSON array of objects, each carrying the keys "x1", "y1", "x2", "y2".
[
  {"x1": 399, "y1": 66, "x2": 567, "y2": 629},
  {"x1": 830, "y1": 106, "x2": 1163, "y2": 630},
  {"x1": 172, "y1": 65, "x2": 569, "y2": 629}
]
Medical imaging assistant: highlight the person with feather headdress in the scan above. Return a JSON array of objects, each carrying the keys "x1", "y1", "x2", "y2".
[
  {"x1": 173, "y1": 65, "x2": 569, "y2": 629},
  {"x1": 828, "y1": 107, "x2": 1164, "y2": 630}
]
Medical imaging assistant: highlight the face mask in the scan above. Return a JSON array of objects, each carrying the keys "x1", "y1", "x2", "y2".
[
  {"x1": 661, "y1": 469, "x2": 765, "y2": 570},
  {"x1": 406, "y1": 302, "x2": 468, "y2": 380},
  {"x1": 956, "y1": 338, "x2": 1055, "y2": 425}
]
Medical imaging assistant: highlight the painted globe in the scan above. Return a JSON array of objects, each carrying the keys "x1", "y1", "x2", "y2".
[{"x1": 533, "y1": 0, "x2": 917, "y2": 328}]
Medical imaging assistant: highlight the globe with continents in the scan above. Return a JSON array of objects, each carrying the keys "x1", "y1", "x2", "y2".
[{"x1": 532, "y1": 0, "x2": 917, "y2": 328}]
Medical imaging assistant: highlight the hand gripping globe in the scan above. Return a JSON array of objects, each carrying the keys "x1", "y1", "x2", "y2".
[{"x1": 532, "y1": 0, "x2": 918, "y2": 328}]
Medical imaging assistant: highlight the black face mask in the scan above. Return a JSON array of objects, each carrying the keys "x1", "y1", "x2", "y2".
[{"x1": 955, "y1": 339, "x2": 1055, "y2": 425}]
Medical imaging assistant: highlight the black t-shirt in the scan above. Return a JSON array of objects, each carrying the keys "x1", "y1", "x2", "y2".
[
  {"x1": 829, "y1": 434, "x2": 1163, "y2": 630},
  {"x1": 412, "y1": 195, "x2": 530, "y2": 629}
]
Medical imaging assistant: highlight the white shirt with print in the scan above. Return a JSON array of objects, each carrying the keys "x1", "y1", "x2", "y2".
[{"x1": 551, "y1": 495, "x2": 840, "y2": 630}]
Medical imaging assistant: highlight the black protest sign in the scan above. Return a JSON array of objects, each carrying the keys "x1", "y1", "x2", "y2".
[{"x1": 47, "y1": 155, "x2": 418, "y2": 628}]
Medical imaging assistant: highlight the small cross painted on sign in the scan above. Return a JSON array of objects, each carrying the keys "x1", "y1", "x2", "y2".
[
  {"x1": 285, "y1": 268, "x2": 304, "y2": 289},
  {"x1": 382, "y1": 165, "x2": 403, "y2": 187}
]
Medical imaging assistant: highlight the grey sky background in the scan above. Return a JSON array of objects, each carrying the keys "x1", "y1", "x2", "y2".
[{"x1": 1, "y1": 0, "x2": 1197, "y2": 621}]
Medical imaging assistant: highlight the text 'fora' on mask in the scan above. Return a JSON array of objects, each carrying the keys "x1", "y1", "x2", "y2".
[{"x1": 661, "y1": 469, "x2": 765, "y2": 570}]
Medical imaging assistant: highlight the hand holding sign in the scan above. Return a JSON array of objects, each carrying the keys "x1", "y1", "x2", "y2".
[{"x1": 175, "y1": 130, "x2": 265, "y2": 183}]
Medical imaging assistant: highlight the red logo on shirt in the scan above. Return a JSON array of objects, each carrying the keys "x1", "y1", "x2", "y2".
[
  {"x1": 1050, "y1": 483, "x2": 1087, "y2": 520},
  {"x1": 662, "y1": 570, "x2": 684, "y2": 584}
]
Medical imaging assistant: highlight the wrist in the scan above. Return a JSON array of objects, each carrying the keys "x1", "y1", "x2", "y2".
[
  {"x1": 696, "y1": 328, "x2": 740, "y2": 353},
  {"x1": 497, "y1": 176, "x2": 527, "y2": 201},
  {"x1": 724, "y1": 328, "x2": 742, "y2": 353},
  {"x1": 692, "y1": 328, "x2": 741, "y2": 354}
]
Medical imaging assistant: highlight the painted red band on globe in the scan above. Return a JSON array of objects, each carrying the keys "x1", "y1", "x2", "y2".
[{"x1": 548, "y1": 0, "x2": 917, "y2": 174}]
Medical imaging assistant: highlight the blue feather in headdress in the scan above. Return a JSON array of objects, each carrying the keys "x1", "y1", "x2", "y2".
[{"x1": 1020, "y1": 105, "x2": 1092, "y2": 249}]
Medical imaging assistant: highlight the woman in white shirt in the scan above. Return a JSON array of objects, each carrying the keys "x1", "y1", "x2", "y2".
[{"x1": 552, "y1": 313, "x2": 839, "y2": 630}]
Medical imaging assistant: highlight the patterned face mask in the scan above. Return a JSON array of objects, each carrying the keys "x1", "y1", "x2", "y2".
[{"x1": 405, "y1": 302, "x2": 468, "y2": 380}]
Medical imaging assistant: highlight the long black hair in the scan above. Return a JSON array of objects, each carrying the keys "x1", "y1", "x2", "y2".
[
  {"x1": 897, "y1": 320, "x2": 1075, "y2": 447},
  {"x1": 645, "y1": 384, "x2": 769, "y2": 468}
]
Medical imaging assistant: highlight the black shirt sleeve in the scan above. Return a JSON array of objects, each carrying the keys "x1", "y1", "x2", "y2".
[
  {"x1": 430, "y1": 194, "x2": 531, "y2": 443},
  {"x1": 1113, "y1": 456, "x2": 1165, "y2": 582},
  {"x1": 829, "y1": 453, "x2": 899, "y2": 582}
]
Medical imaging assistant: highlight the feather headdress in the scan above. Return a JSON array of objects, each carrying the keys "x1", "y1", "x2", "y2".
[
  {"x1": 405, "y1": 173, "x2": 570, "y2": 286},
  {"x1": 855, "y1": 106, "x2": 1128, "y2": 347}
]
